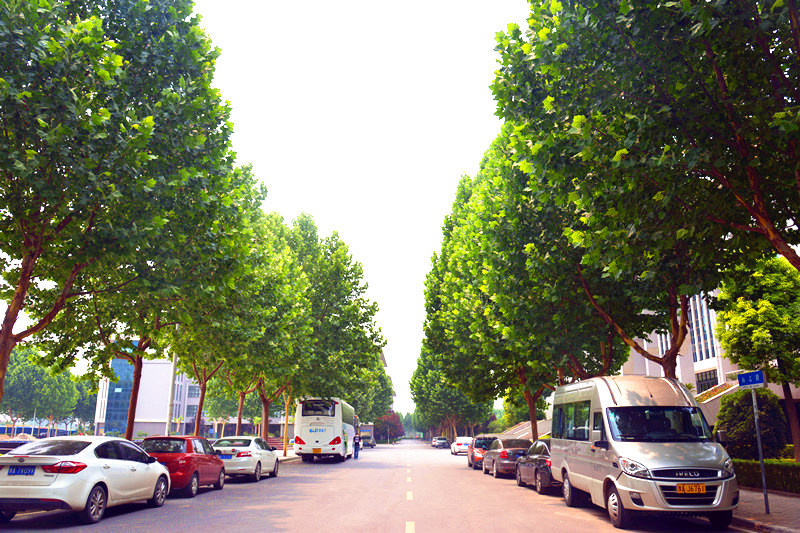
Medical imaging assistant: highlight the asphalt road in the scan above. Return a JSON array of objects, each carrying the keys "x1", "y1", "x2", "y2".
[{"x1": 1, "y1": 439, "x2": 746, "y2": 532}]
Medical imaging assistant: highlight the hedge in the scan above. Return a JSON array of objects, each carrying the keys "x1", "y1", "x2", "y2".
[{"x1": 733, "y1": 459, "x2": 800, "y2": 494}]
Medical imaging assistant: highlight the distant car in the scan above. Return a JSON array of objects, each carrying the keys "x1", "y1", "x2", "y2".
[
  {"x1": 212, "y1": 436, "x2": 278, "y2": 482},
  {"x1": 482, "y1": 438, "x2": 531, "y2": 477},
  {"x1": 360, "y1": 434, "x2": 376, "y2": 448},
  {"x1": 467, "y1": 434, "x2": 500, "y2": 469},
  {"x1": 515, "y1": 439, "x2": 559, "y2": 493},
  {"x1": 140, "y1": 436, "x2": 224, "y2": 498},
  {"x1": 0, "y1": 436, "x2": 169, "y2": 524},
  {"x1": 432, "y1": 436, "x2": 449, "y2": 449},
  {"x1": 450, "y1": 436, "x2": 471, "y2": 455}
]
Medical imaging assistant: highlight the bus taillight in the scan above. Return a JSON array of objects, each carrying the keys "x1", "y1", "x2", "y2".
[{"x1": 329, "y1": 436, "x2": 342, "y2": 445}]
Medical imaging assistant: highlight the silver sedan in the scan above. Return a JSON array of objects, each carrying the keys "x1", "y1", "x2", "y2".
[{"x1": 212, "y1": 436, "x2": 278, "y2": 482}]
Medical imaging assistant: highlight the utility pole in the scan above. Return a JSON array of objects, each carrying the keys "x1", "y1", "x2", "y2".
[{"x1": 165, "y1": 350, "x2": 178, "y2": 435}]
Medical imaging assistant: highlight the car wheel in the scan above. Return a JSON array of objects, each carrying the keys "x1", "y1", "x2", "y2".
[
  {"x1": 251, "y1": 462, "x2": 262, "y2": 482},
  {"x1": 516, "y1": 466, "x2": 525, "y2": 487},
  {"x1": 467, "y1": 456, "x2": 472, "y2": 468},
  {"x1": 535, "y1": 470, "x2": 545, "y2": 494},
  {"x1": 183, "y1": 472, "x2": 199, "y2": 498},
  {"x1": 0, "y1": 511, "x2": 16, "y2": 523},
  {"x1": 301, "y1": 455, "x2": 311, "y2": 463},
  {"x1": 607, "y1": 485, "x2": 633, "y2": 529},
  {"x1": 473, "y1": 460, "x2": 480, "y2": 470},
  {"x1": 148, "y1": 476, "x2": 169, "y2": 507},
  {"x1": 562, "y1": 472, "x2": 583, "y2": 507},
  {"x1": 707, "y1": 510, "x2": 733, "y2": 530},
  {"x1": 492, "y1": 461, "x2": 500, "y2": 478},
  {"x1": 482, "y1": 460, "x2": 489, "y2": 475},
  {"x1": 79, "y1": 485, "x2": 107, "y2": 524},
  {"x1": 269, "y1": 460, "x2": 279, "y2": 478},
  {"x1": 213, "y1": 469, "x2": 225, "y2": 490}
]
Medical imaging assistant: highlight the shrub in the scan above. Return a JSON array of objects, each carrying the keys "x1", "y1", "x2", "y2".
[
  {"x1": 716, "y1": 388, "x2": 787, "y2": 460},
  {"x1": 780, "y1": 445, "x2": 795, "y2": 460},
  {"x1": 732, "y1": 459, "x2": 800, "y2": 493}
]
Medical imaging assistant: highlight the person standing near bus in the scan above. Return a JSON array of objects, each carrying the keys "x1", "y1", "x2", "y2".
[{"x1": 353, "y1": 434, "x2": 361, "y2": 459}]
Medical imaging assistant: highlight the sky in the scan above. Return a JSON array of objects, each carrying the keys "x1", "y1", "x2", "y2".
[{"x1": 191, "y1": 0, "x2": 531, "y2": 415}]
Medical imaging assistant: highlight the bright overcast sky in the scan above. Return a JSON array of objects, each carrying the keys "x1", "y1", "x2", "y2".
[{"x1": 192, "y1": 0, "x2": 531, "y2": 415}]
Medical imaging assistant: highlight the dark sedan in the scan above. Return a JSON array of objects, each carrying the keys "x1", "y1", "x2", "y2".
[
  {"x1": 515, "y1": 439, "x2": 559, "y2": 493},
  {"x1": 481, "y1": 438, "x2": 531, "y2": 477}
]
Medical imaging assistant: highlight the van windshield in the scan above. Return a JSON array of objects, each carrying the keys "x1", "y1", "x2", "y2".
[{"x1": 607, "y1": 406, "x2": 713, "y2": 442}]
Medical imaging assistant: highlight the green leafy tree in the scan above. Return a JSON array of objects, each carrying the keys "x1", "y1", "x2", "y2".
[
  {"x1": 374, "y1": 410, "x2": 404, "y2": 442},
  {"x1": 72, "y1": 380, "x2": 98, "y2": 431},
  {"x1": 716, "y1": 256, "x2": 800, "y2": 461},
  {"x1": 716, "y1": 388, "x2": 787, "y2": 460}
]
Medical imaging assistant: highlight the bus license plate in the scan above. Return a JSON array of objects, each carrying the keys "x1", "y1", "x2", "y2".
[
  {"x1": 8, "y1": 466, "x2": 35, "y2": 476},
  {"x1": 312, "y1": 448, "x2": 322, "y2": 454},
  {"x1": 677, "y1": 483, "x2": 706, "y2": 494}
]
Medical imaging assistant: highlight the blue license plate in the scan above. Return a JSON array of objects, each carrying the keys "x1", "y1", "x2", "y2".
[
  {"x1": 219, "y1": 455, "x2": 232, "y2": 460},
  {"x1": 8, "y1": 466, "x2": 35, "y2": 476}
]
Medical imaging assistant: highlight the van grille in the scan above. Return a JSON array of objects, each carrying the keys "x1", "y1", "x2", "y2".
[
  {"x1": 659, "y1": 484, "x2": 718, "y2": 506},
  {"x1": 651, "y1": 468, "x2": 720, "y2": 480}
]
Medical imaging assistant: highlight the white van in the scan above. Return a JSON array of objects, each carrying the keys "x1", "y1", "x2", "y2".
[{"x1": 550, "y1": 376, "x2": 738, "y2": 530}]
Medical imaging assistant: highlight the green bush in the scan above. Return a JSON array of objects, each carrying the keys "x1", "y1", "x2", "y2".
[
  {"x1": 780, "y1": 444, "x2": 795, "y2": 460},
  {"x1": 716, "y1": 389, "x2": 787, "y2": 459},
  {"x1": 733, "y1": 459, "x2": 800, "y2": 493}
]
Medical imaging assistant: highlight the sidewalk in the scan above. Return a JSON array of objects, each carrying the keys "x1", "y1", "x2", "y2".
[
  {"x1": 276, "y1": 448, "x2": 301, "y2": 463},
  {"x1": 733, "y1": 487, "x2": 800, "y2": 533}
]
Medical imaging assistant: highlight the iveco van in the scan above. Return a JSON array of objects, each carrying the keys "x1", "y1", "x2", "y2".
[{"x1": 550, "y1": 376, "x2": 738, "y2": 530}]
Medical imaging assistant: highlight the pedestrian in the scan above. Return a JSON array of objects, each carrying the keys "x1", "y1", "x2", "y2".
[{"x1": 353, "y1": 434, "x2": 361, "y2": 459}]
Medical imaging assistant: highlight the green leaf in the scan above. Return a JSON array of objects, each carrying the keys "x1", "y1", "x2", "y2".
[{"x1": 612, "y1": 148, "x2": 628, "y2": 162}]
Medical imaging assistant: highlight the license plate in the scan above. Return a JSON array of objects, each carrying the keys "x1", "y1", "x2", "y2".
[
  {"x1": 8, "y1": 466, "x2": 35, "y2": 476},
  {"x1": 219, "y1": 455, "x2": 232, "y2": 460},
  {"x1": 312, "y1": 448, "x2": 322, "y2": 454},
  {"x1": 676, "y1": 483, "x2": 706, "y2": 494}
]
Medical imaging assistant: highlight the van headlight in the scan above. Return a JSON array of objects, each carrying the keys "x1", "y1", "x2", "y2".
[
  {"x1": 619, "y1": 457, "x2": 651, "y2": 479},
  {"x1": 721, "y1": 458, "x2": 734, "y2": 478}
]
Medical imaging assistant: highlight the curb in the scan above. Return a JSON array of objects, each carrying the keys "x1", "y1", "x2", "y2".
[
  {"x1": 732, "y1": 517, "x2": 800, "y2": 533},
  {"x1": 277, "y1": 455, "x2": 301, "y2": 464}
]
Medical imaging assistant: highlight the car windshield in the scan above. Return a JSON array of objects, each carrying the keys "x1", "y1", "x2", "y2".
[
  {"x1": 474, "y1": 438, "x2": 495, "y2": 448},
  {"x1": 214, "y1": 438, "x2": 251, "y2": 447},
  {"x1": 607, "y1": 406, "x2": 713, "y2": 442},
  {"x1": 9, "y1": 440, "x2": 91, "y2": 456},
  {"x1": 302, "y1": 400, "x2": 335, "y2": 417},
  {"x1": 502, "y1": 439, "x2": 532, "y2": 449},
  {"x1": 140, "y1": 439, "x2": 187, "y2": 453}
]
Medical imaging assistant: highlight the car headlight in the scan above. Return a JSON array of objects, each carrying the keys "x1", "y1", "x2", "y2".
[
  {"x1": 721, "y1": 458, "x2": 734, "y2": 478},
  {"x1": 619, "y1": 457, "x2": 651, "y2": 479},
  {"x1": 474, "y1": 450, "x2": 484, "y2": 458}
]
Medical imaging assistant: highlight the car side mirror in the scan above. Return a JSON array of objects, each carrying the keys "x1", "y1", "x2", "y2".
[
  {"x1": 592, "y1": 440, "x2": 609, "y2": 450},
  {"x1": 147, "y1": 455, "x2": 157, "y2": 464},
  {"x1": 270, "y1": 446, "x2": 276, "y2": 452},
  {"x1": 215, "y1": 449, "x2": 222, "y2": 455},
  {"x1": 715, "y1": 430, "x2": 727, "y2": 446}
]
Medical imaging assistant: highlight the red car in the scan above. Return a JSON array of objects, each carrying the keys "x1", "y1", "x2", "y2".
[
  {"x1": 140, "y1": 436, "x2": 225, "y2": 498},
  {"x1": 467, "y1": 433, "x2": 500, "y2": 469}
]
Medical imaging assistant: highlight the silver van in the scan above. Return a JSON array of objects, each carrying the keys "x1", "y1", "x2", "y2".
[{"x1": 550, "y1": 376, "x2": 738, "y2": 530}]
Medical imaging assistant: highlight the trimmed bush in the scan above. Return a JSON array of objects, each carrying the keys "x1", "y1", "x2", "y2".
[
  {"x1": 716, "y1": 389, "x2": 787, "y2": 459},
  {"x1": 733, "y1": 459, "x2": 800, "y2": 494},
  {"x1": 779, "y1": 444, "x2": 795, "y2": 460}
]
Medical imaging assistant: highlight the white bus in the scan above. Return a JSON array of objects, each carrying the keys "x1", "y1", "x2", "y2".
[{"x1": 293, "y1": 398, "x2": 356, "y2": 462}]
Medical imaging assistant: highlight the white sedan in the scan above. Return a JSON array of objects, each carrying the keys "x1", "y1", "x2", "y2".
[
  {"x1": 212, "y1": 436, "x2": 278, "y2": 482},
  {"x1": 450, "y1": 436, "x2": 472, "y2": 455},
  {"x1": 0, "y1": 436, "x2": 169, "y2": 524}
]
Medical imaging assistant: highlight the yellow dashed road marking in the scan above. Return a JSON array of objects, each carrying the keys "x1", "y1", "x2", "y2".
[
  {"x1": 406, "y1": 476, "x2": 412, "y2": 482},
  {"x1": 407, "y1": 491, "x2": 413, "y2": 500},
  {"x1": 406, "y1": 522, "x2": 416, "y2": 533}
]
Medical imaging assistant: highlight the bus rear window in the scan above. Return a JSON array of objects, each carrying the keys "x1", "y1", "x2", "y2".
[{"x1": 302, "y1": 400, "x2": 335, "y2": 417}]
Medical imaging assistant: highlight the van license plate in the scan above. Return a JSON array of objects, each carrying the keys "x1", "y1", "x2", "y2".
[{"x1": 676, "y1": 483, "x2": 706, "y2": 494}]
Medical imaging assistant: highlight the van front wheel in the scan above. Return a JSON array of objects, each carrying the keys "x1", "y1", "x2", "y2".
[
  {"x1": 707, "y1": 510, "x2": 733, "y2": 530},
  {"x1": 606, "y1": 486, "x2": 632, "y2": 529},
  {"x1": 562, "y1": 472, "x2": 584, "y2": 508}
]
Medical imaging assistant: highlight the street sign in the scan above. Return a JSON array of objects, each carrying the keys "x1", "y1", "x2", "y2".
[{"x1": 738, "y1": 370, "x2": 765, "y2": 390}]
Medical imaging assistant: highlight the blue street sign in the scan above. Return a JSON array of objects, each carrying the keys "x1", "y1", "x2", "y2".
[{"x1": 738, "y1": 370, "x2": 765, "y2": 390}]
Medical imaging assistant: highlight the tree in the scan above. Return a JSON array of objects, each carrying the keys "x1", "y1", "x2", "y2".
[
  {"x1": 716, "y1": 388, "x2": 788, "y2": 460},
  {"x1": 374, "y1": 410, "x2": 404, "y2": 442},
  {"x1": 72, "y1": 380, "x2": 98, "y2": 431},
  {"x1": 716, "y1": 256, "x2": 800, "y2": 461}
]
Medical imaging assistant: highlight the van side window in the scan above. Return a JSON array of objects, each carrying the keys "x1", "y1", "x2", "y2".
[
  {"x1": 552, "y1": 407, "x2": 563, "y2": 438},
  {"x1": 574, "y1": 401, "x2": 590, "y2": 441},
  {"x1": 593, "y1": 411, "x2": 606, "y2": 439},
  {"x1": 564, "y1": 403, "x2": 575, "y2": 439}
]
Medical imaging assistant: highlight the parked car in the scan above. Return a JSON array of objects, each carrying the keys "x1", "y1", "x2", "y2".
[
  {"x1": 482, "y1": 438, "x2": 531, "y2": 477},
  {"x1": 212, "y1": 436, "x2": 278, "y2": 481},
  {"x1": 467, "y1": 434, "x2": 500, "y2": 469},
  {"x1": 450, "y1": 436, "x2": 471, "y2": 455},
  {"x1": 140, "y1": 436, "x2": 224, "y2": 498},
  {"x1": 360, "y1": 434, "x2": 376, "y2": 448},
  {"x1": 515, "y1": 439, "x2": 559, "y2": 493},
  {"x1": 0, "y1": 436, "x2": 169, "y2": 524},
  {"x1": 432, "y1": 436, "x2": 449, "y2": 449}
]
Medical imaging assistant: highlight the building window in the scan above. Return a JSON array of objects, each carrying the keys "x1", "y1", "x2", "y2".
[
  {"x1": 696, "y1": 369, "x2": 719, "y2": 394},
  {"x1": 185, "y1": 404, "x2": 198, "y2": 418},
  {"x1": 188, "y1": 385, "x2": 201, "y2": 398}
]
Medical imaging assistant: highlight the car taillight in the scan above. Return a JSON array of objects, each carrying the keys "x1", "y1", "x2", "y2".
[
  {"x1": 545, "y1": 458, "x2": 551, "y2": 467},
  {"x1": 236, "y1": 451, "x2": 252, "y2": 457},
  {"x1": 294, "y1": 437, "x2": 306, "y2": 445},
  {"x1": 42, "y1": 461, "x2": 87, "y2": 474},
  {"x1": 500, "y1": 450, "x2": 508, "y2": 459},
  {"x1": 329, "y1": 436, "x2": 342, "y2": 445}
]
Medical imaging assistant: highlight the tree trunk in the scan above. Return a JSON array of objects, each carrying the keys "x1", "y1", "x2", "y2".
[
  {"x1": 282, "y1": 388, "x2": 292, "y2": 456},
  {"x1": 236, "y1": 391, "x2": 245, "y2": 435},
  {"x1": 781, "y1": 381, "x2": 800, "y2": 462},
  {"x1": 193, "y1": 381, "x2": 208, "y2": 436},
  {"x1": 260, "y1": 400, "x2": 271, "y2": 439},
  {"x1": 523, "y1": 387, "x2": 540, "y2": 441},
  {"x1": 124, "y1": 354, "x2": 144, "y2": 441}
]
